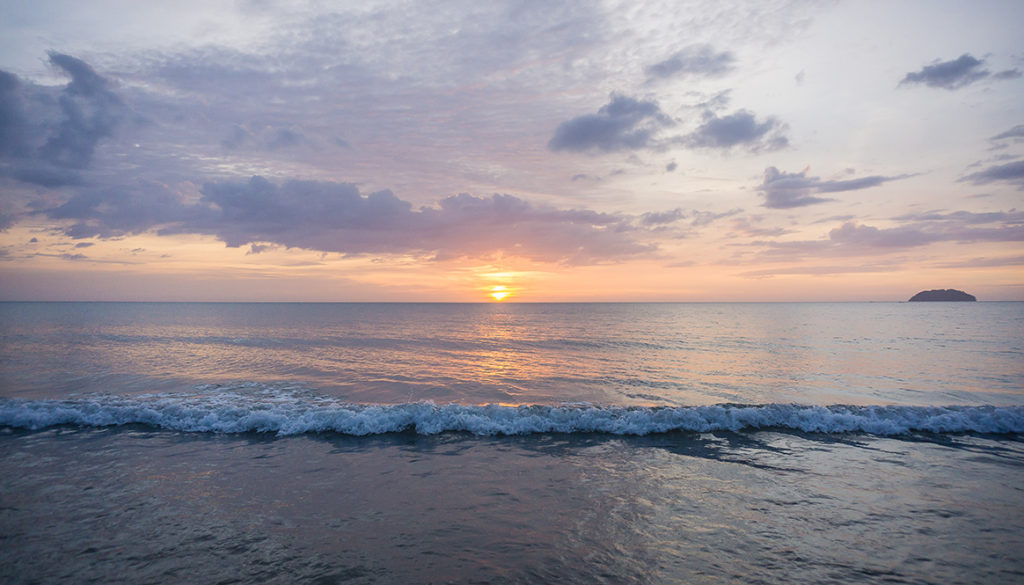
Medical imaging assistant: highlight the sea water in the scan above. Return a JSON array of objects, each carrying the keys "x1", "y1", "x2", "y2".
[{"x1": 1, "y1": 302, "x2": 1022, "y2": 584}]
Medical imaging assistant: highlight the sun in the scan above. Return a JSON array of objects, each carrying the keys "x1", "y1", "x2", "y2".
[{"x1": 490, "y1": 285, "x2": 510, "y2": 301}]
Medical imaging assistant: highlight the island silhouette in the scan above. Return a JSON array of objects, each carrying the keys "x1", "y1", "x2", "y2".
[{"x1": 908, "y1": 289, "x2": 976, "y2": 302}]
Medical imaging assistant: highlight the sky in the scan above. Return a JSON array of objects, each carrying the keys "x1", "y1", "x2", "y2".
[{"x1": 0, "y1": 0, "x2": 1022, "y2": 302}]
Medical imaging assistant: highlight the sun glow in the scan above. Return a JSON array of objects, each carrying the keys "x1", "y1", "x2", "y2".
[{"x1": 490, "y1": 285, "x2": 510, "y2": 301}]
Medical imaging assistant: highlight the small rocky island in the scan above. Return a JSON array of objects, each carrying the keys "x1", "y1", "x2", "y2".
[{"x1": 908, "y1": 289, "x2": 977, "y2": 302}]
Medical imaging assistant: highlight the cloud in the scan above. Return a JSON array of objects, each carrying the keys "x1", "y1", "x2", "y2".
[
  {"x1": 898, "y1": 53, "x2": 1018, "y2": 90},
  {"x1": 893, "y1": 210, "x2": 1024, "y2": 224},
  {"x1": 684, "y1": 110, "x2": 788, "y2": 152},
  {"x1": 991, "y1": 125, "x2": 1024, "y2": 141},
  {"x1": 0, "y1": 53, "x2": 126, "y2": 188},
  {"x1": 827, "y1": 221, "x2": 939, "y2": 248},
  {"x1": 0, "y1": 70, "x2": 28, "y2": 158},
  {"x1": 757, "y1": 167, "x2": 903, "y2": 209},
  {"x1": 640, "y1": 209, "x2": 686, "y2": 226},
  {"x1": 645, "y1": 45, "x2": 735, "y2": 81},
  {"x1": 640, "y1": 207, "x2": 740, "y2": 227},
  {"x1": 550, "y1": 96, "x2": 788, "y2": 155},
  {"x1": 936, "y1": 255, "x2": 1024, "y2": 269},
  {"x1": 548, "y1": 95, "x2": 672, "y2": 153},
  {"x1": 43, "y1": 180, "x2": 200, "y2": 239},
  {"x1": 266, "y1": 128, "x2": 304, "y2": 150},
  {"x1": 739, "y1": 263, "x2": 901, "y2": 278},
  {"x1": 38, "y1": 175, "x2": 669, "y2": 265},
  {"x1": 40, "y1": 52, "x2": 125, "y2": 169},
  {"x1": 959, "y1": 160, "x2": 1024, "y2": 188},
  {"x1": 750, "y1": 212, "x2": 1024, "y2": 262}
]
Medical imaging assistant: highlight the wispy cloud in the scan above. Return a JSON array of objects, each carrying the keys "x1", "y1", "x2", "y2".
[
  {"x1": 645, "y1": 44, "x2": 735, "y2": 82},
  {"x1": 738, "y1": 263, "x2": 901, "y2": 278}
]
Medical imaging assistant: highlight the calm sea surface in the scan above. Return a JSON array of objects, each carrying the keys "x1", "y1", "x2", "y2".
[{"x1": 2, "y1": 302, "x2": 1023, "y2": 584}]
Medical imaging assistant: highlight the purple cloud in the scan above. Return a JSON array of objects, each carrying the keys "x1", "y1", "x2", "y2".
[
  {"x1": 899, "y1": 54, "x2": 1019, "y2": 90},
  {"x1": 749, "y1": 213, "x2": 1024, "y2": 262},
  {"x1": 645, "y1": 45, "x2": 735, "y2": 81},
  {"x1": 548, "y1": 95, "x2": 672, "y2": 153},
  {"x1": 0, "y1": 53, "x2": 127, "y2": 190},
  {"x1": 40, "y1": 52, "x2": 125, "y2": 169},
  {"x1": 39, "y1": 176, "x2": 672, "y2": 265},
  {"x1": 758, "y1": 167, "x2": 904, "y2": 209},
  {"x1": 959, "y1": 160, "x2": 1024, "y2": 188},
  {"x1": 685, "y1": 110, "x2": 788, "y2": 152},
  {"x1": 991, "y1": 125, "x2": 1024, "y2": 141}
]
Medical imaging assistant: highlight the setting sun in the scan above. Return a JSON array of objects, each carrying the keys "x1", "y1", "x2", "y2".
[{"x1": 490, "y1": 286, "x2": 510, "y2": 301}]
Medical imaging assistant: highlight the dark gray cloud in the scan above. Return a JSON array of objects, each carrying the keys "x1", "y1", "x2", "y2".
[
  {"x1": 40, "y1": 52, "x2": 125, "y2": 169},
  {"x1": 757, "y1": 167, "x2": 903, "y2": 209},
  {"x1": 195, "y1": 178, "x2": 658, "y2": 264},
  {"x1": 38, "y1": 176, "x2": 669, "y2": 265},
  {"x1": 645, "y1": 45, "x2": 735, "y2": 81},
  {"x1": 44, "y1": 180, "x2": 200, "y2": 239},
  {"x1": 665, "y1": 161, "x2": 677, "y2": 172},
  {"x1": 549, "y1": 96, "x2": 788, "y2": 155},
  {"x1": 685, "y1": 110, "x2": 787, "y2": 152},
  {"x1": 0, "y1": 53, "x2": 126, "y2": 189},
  {"x1": 959, "y1": 160, "x2": 1024, "y2": 188},
  {"x1": 0, "y1": 70, "x2": 27, "y2": 158},
  {"x1": 991, "y1": 125, "x2": 1024, "y2": 141},
  {"x1": 548, "y1": 95, "x2": 672, "y2": 153},
  {"x1": 994, "y1": 69, "x2": 1023, "y2": 80},
  {"x1": 899, "y1": 53, "x2": 1019, "y2": 90},
  {"x1": 753, "y1": 165, "x2": 905, "y2": 209}
]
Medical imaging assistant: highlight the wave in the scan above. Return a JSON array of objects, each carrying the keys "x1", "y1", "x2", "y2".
[{"x1": 2, "y1": 391, "x2": 1022, "y2": 436}]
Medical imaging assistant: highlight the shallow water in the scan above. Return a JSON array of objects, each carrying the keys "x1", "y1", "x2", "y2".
[
  {"x1": 2, "y1": 427, "x2": 1022, "y2": 585},
  {"x1": 1, "y1": 302, "x2": 1023, "y2": 584}
]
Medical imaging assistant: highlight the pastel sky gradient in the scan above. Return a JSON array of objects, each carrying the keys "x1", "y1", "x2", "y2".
[{"x1": 1, "y1": 0, "x2": 1022, "y2": 301}]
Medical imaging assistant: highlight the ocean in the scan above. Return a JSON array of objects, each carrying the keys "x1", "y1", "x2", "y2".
[{"x1": 1, "y1": 301, "x2": 1022, "y2": 584}]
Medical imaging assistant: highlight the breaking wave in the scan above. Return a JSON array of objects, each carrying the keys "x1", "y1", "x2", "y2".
[{"x1": 2, "y1": 390, "x2": 1022, "y2": 437}]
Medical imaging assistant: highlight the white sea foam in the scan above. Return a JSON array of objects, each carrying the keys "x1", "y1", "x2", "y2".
[{"x1": 2, "y1": 390, "x2": 1022, "y2": 436}]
